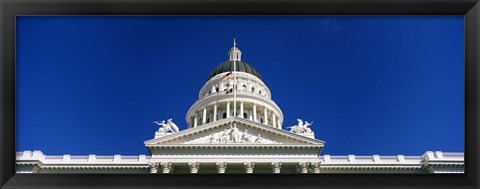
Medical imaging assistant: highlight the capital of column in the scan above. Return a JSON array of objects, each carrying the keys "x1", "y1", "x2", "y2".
[
  {"x1": 160, "y1": 162, "x2": 172, "y2": 173},
  {"x1": 244, "y1": 162, "x2": 255, "y2": 173},
  {"x1": 148, "y1": 162, "x2": 159, "y2": 173},
  {"x1": 271, "y1": 162, "x2": 282, "y2": 173},
  {"x1": 309, "y1": 162, "x2": 321, "y2": 173},
  {"x1": 297, "y1": 162, "x2": 308, "y2": 173},
  {"x1": 189, "y1": 162, "x2": 200, "y2": 173},
  {"x1": 216, "y1": 162, "x2": 228, "y2": 173}
]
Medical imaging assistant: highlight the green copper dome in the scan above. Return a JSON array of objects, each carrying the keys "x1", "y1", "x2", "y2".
[{"x1": 208, "y1": 61, "x2": 263, "y2": 81}]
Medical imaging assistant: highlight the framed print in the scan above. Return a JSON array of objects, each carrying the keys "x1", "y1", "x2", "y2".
[{"x1": 1, "y1": 0, "x2": 479, "y2": 189}]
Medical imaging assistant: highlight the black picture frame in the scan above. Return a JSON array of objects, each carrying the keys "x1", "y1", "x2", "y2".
[{"x1": 1, "y1": 0, "x2": 478, "y2": 188}]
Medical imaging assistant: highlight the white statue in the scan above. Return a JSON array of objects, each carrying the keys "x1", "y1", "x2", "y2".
[
  {"x1": 255, "y1": 134, "x2": 263, "y2": 143},
  {"x1": 207, "y1": 134, "x2": 214, "y2": 143},
  {"x1": 167, "y1": 118, "x2": 179, "y2": 132},
  {"x1": 288, "y1": 118, "x2": 314, "y2": 134},
  {"x1": 303, "y1": 121, "x2": 313, "y2": 134},
  {"x1": 153, "y1": 118, "x2": 180, "y2": 134},
  {"x1": 186, "y1": 128, "x2": 279, "y2": 144},
  {"x1": 153, "y1": 120, "x2": 172, "y2": 134},
  {"x1": 219, "y1": 131, "x2": 227, "y2": 143},
  {"x1": 297, "y1": 118, "x2": 304, "y2": 127},
  {"x1": 242, "y1": 129, "x2": 254, "y2": 143},
  {"x1": 211, "y1": 133, "x2": 220, "y2": 143},
  {"x1": 230, "y1": 124, "x2": 241, "y2": 143}
]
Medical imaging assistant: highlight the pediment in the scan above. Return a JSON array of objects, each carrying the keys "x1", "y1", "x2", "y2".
[{"x1": 144, "y1": 117, "x2": 325, "y2": 147}]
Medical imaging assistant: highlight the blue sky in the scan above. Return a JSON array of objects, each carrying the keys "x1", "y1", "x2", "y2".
[{"x1": 16, "y1": 16, "x2": 464, "y2": 156}]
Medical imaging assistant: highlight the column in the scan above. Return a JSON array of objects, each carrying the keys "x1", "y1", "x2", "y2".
[
  {"x1": 194, "y1": 114, "x2": 198, "y2": 127},
  {"x1": 277, "y1": 119, "x2": 281, "y2": 129},
  {"x1": 271, "y1": 162, "x2": 282, "y2": 173},
  {"x1": 240, "y1": 102, "x2": 244, "y2": 118},
  {"x1": 202, "y1": 107, "x2": 207, "y2": 124},
  {"x1": 253, "y1": 104, "x2": 257, "y2": 122},
  {"x1": 264, "y1": 108, "x2": 268, "y2": 125},
  {"x1": 226, "y1": 102, "x2": 230, "y2": 118},
  {"x1": 213, "y1": 103, "x2": 217, "y2": 122},
  {"x1": 272, "y1": 114, "x2": 276, "y2": 128}
]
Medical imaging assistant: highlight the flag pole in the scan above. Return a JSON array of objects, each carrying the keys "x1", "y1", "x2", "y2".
[{"x1": 233, "y1": 38, "x2": 237, "y2": 118}]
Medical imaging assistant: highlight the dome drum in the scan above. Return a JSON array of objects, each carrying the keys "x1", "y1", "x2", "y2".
[{"x1": 200, "y1": 72, "x2": 270, "y2": 100}]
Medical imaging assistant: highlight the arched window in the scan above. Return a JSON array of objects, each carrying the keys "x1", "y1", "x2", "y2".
[
  {"x1": 242, "y1": 84, "x2": 247, "y2": 90},
  {"x1": 252, "y1": 87, "x2": 255, "y2": 92},
  {"x1": 223, "y1": 113, "x2": 227, "y2": 119},
  {"x1": 259, "y1": 90, "x2": 262, "y2": 95},
  {"x1": 243, "y1": 113, "x2": 248, "y2": 119},
  {"x1": 207, "y1": 118, "x2": 210, "y2": 123},
  {"x1": 260, "y1": 118, "x2": 264, "y2": 123}
]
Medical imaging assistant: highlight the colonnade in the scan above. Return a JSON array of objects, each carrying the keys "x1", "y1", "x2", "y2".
[{"x1": 190, "y1": 101, "x2": 281, "y2": 129}]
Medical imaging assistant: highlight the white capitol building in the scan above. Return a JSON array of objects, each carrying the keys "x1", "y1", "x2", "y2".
[{"x1": 16, "y1": 40, "x2": 464, "y2": 174}]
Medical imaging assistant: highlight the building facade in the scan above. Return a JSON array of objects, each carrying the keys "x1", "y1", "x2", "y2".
[{"x1": 16, "y1": 41, "x2": 464, "y2": 174}]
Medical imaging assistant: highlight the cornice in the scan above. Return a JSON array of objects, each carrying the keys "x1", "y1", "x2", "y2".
[{"x1": 147, "y1": 144, "x2": 323, "y2": 150}]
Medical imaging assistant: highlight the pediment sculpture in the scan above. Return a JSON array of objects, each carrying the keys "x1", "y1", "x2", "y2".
[{"x1": 184, "y1": 123, "x2": 279, "y2": 144}]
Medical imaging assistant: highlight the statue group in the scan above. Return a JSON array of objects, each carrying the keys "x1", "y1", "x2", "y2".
[
  {"x1": 153, "y1": 118, "x2": 180, "y2": 134},
  {"x1": 205, "y1": 123, "x2": 272, "y2": 144},
  {"x1": 288, "y1": 118, "x2": 314, "y2": 135}
]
